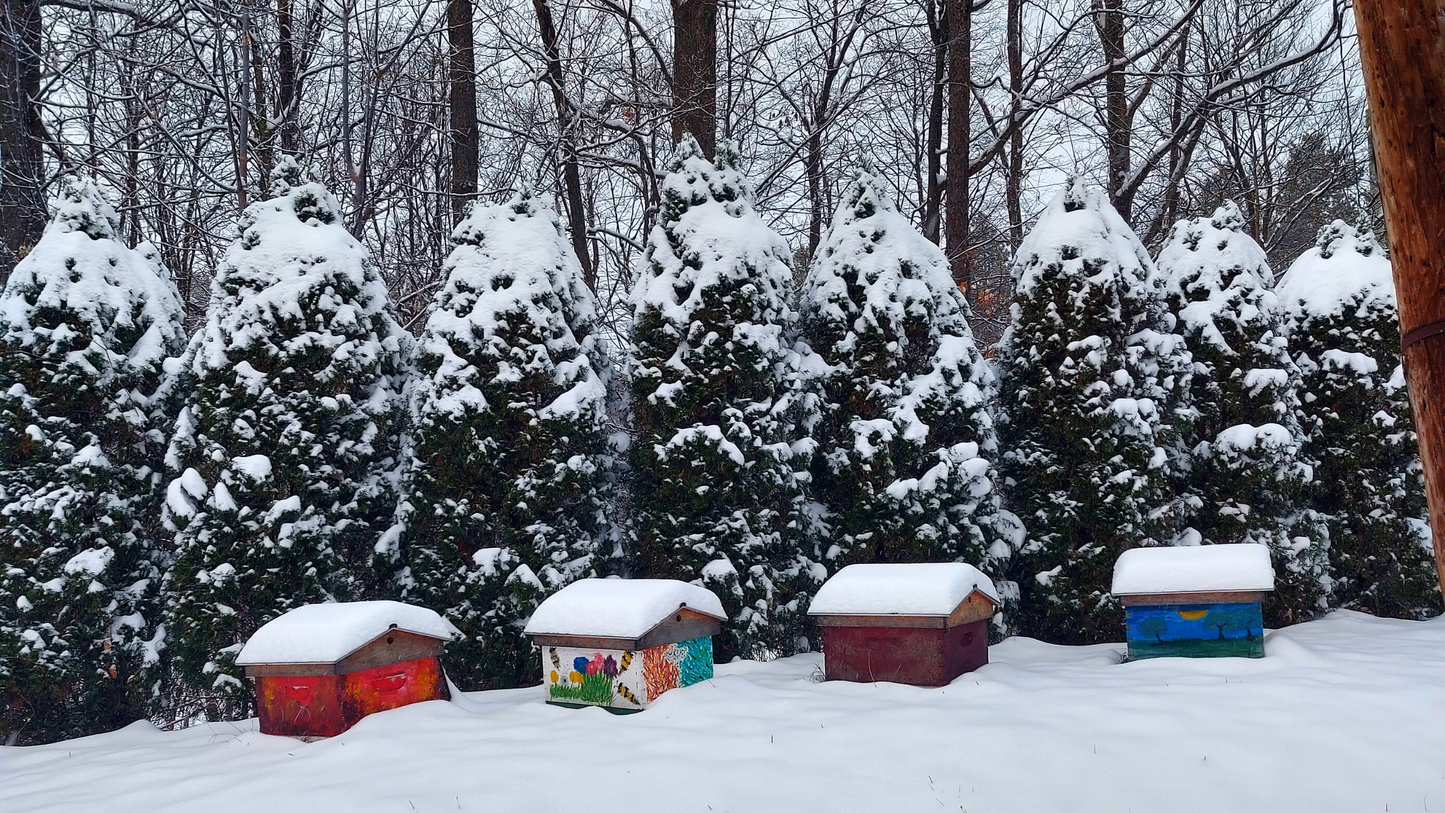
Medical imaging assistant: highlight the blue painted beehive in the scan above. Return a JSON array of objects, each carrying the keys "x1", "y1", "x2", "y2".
[{"x1": 1111, "y1": 545, "x2": 1275, "y2": 660}]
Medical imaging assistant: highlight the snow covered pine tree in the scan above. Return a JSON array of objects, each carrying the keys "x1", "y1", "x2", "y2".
[
  {"x1": 0, "y1": 177, "x2": 185, "y2": 744},
  {"x1": 399, "y1": 189, "x2": 612, "y2": 690},
  {"x1": 1276, "y1": 222, "x2": 1440, "y2": 619},
  {"x1": 627, "y1": 136, "x2": 818, "y2": 659},
  {"x1": 1157, "y1": 202, "x2": 1327, "y2": 625},
  {"x1": 799, "y1": 168, "x2": 1019, "y2": 623},
  {"x1": 996, "y1": 178, "x2": 1191, "y2": 644},
  {"x1": 161, "y1": 159, "x2": 411, "y2": 717}
]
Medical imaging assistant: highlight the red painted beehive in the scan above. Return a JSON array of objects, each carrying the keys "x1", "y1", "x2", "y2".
[
  {"x1": 808, "y1": 563, "x2": 999, "y2": 687},
  {"x1": 235, "y1": 601, "x2": 461, "y2": 738}
]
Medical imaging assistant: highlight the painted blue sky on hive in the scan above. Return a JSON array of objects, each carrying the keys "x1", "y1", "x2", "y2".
[{"x1": 1125, "y1": 603, "x2": 1263, "y2": 642}]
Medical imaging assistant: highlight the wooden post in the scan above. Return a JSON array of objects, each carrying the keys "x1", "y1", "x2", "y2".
[{"x1": 1353, "y1": 0, "x2": 1445, "y2": 592}]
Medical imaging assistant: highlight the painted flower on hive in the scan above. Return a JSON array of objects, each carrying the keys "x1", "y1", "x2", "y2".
[{"x1": 603, "y1": 655, "x2": 619, "y2": 677}]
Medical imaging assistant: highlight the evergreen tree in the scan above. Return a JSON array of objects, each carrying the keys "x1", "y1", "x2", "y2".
[
  {"x1": 996, "y1": 178, "x2": 1191, "y2": 644},
  {"x1": 1276, "y1": 222, "x2": 1440, "y2": 619},
  {"x1": 627, "y1": 137, "x2": 818, "y2": 659},
  {"x1": 1157, "y1": 201, "x2": 1327, "y2": 625},
  {"x1": 0, "y1": 177, "x2": 185, "y2": 744},
  {"x1": 161, "y1": 159, "x2": 411, "y2": 716},
  {"x1": 799, "y1": 169, "x2": 1020, "y2": 620},
  {"x1": 399, "y1": 189, "x2": 612, "y2": 690}
]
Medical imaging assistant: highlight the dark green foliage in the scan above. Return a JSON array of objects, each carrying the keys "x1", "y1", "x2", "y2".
[
  {"x1": 1278, "y1": 222, "x2": 1440, "y2": 620},
  {"x1": 401, "y1": 190, "x2": 611, "y2": 690},
  {"x1": 627, "y1": 137, "x2": 818, "y2": 660},
  {"x1": 798, "y1": 169, "x2": 1019, "y2": 622},
  {"x1": 1157, "y1": 201, "x2": 1327, "y2": 626},
  {"x1": 997, "y1": 180, "x2": 1191, "y2": 644},
  {"x1": 0, "y1": 177, "x2": 184, "y2": 744},
  {"x1": 162, "y1": 163, "x2": 410, "y2": 719}
]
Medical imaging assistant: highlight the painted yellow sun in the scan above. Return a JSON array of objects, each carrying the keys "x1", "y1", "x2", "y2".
[{"x1": 1178, "y1": 609, "x2": 1209, "y2": 620}]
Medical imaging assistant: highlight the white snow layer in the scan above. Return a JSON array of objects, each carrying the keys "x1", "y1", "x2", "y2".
[
  {"x1": 234, "y1": 601, "x2": 462, "y2": 666},
  {"x1": 1112, "y1": 544, "x2": 1276, "y2": 596},
  {"x1": 1275, "y1": 221, "x2": 1395, "y2": 319},
  {"x1": 629, "y1": 145, "x2": 794, "y2": 357},
  {"x1": 1013, "y1": 176, "x2": 1157, "y2": 297},
  {"x1": 5, "y1": 612, "x2": 1443, "y2": 813},
  {"x1": 523, "y1": 578, "x2": 727, "y2": 639},
  {"x1": 0, "y1": 177, "x2": 184, "y2": 374},
  {"x1": 415, "y1": 189, "x2": 606, "y2": 424},
  {"x1": 1157, "y1": 200, "x2": 1278, "y2": 346},
  {"x1": 185, "y1": 167, "x2": 408, "y2": 380},
  {"x1": 809, "y1": 562, "x2": 999, "y2": 616}
]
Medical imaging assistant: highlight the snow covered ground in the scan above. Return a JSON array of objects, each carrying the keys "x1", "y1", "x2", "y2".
[{"x1": 3, "y1": 610, "x2": 1442, "y2": 813}]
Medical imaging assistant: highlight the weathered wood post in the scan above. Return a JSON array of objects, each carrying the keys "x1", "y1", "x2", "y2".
[{"x1": 1352, "y1": 0, "x2": 1445, "y2": 593}]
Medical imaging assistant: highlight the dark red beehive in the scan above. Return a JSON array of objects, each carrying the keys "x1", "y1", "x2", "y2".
[
  {"x1": 809, "y1": 563, "x2": 999, "y2": 687},
  {"x1": 235, "y1": 601, "x2": 461, "y2": 738}
]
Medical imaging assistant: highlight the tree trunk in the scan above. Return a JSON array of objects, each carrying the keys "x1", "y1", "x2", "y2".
[
  {"x1": 671, "y1": 0, "x2": 717, "y2": 157},
  {"x1": 944, "y1": 0, "x2": 971, "y2": 296},
  {"x1": 1005, "y1": 0, "x2": 1023, "y2": 250},
  {"x1": 1096, "y1": 0, "x2": 1131, "y2": 222},
  {"x1": 922, "y1": 0, "x2": 945, "y2": 243},
  {"x1": 1352, "y1": 0, "x2": 1445, "y2": 596},
  {"x1": 236, "y1": 14, "x2": 252, "y2": 209},
  {"x1": 448, "y1": 0, "x2": 479, "y2": 222},
  {"x1": 532, "y1": 0, "x2": 594, "y2": 288},
  {"x1": 276, "y1": 0, "x2": 299, "y2": 155},
  {"x1": 0, "y1": 0, "x2": 45, "y2": 278},
  {"x1": 1160, "y1": 23, "x2": 1187, "y2": 234}
]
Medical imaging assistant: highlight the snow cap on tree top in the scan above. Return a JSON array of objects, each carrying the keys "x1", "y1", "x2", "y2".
[
  {"x1": 1157, "y1": 200, "x2": 1277, "y2": 335},
  {"x1": 268, "y1": 154, "x2": 307, "y2": 196},
  {"x1": 832, "y1": 165, "x2": 891, "y2": 225},
  {"x1": 427, "y1": 186, "x2": 595, "y2": 349},
  {"x1": 48, "y1": 175, "x2": 119, "y2": 241},
  {"x1": 1062, "y1": 173, "x2": 1089, "y2": 212},
  {"x1": 661, "y1": 134, "x2": 749, "y2": 222},
  {"x1": 449, "y1": 184, "x2": 551, "y2": 246},
  {"x1": 1013, "y1": 177, "x2": 1156, "y2": 296},
  {"x1": 1316, "y1": 219, "x2": 1383, "y2": 260},
  {"x1": 1275, "y1": 220, "x2": 1395, "y2": 319},
  {"x1": 1, "y1": 177, "x2": 184, "y2": 367},
  {"x1": 261, "y1": 155, "x2": 337, "y2": 226}
]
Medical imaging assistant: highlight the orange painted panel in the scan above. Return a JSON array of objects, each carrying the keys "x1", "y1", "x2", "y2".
[
  {"x1": 342, "y1": 656, "x2": 447, "y2": 719},
  {"x1": 255, "y1": 674, "x2": 346, "y2": 737},
  {"x1": 254, "y1": 656, "x2": 448, "y2": 737}
]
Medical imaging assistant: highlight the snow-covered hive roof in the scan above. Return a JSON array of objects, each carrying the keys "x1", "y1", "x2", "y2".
[
  {"x1": 523, "y1": 578, "x2": 727, "y2": 640},
  {"x1": 1275, "y1": 221, "x2": 1395, "y2": 320},
  {"x1": 1111, "y1": 545, "x2": 1275, "y2": 596},
  {"x1": 809, "y1": 563, "x2": 999, "y2": 617},
  {"x1": 236, "y1": 601, "x2": 462, "y2": 666}
]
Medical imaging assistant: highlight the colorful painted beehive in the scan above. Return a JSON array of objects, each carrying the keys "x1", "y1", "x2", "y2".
[
  {"x1": 236, "y1": 601, "x2": 461, "y2": 737},
  {"x1": 1112, "y1": 544, "x2": 1276, "y2": 660},
  {"x1": 808, "y1": 563, "x2": 999, "y2": 687},
  {"x1": 523, "y1": 579, "x2": 726, "y2": 711}
]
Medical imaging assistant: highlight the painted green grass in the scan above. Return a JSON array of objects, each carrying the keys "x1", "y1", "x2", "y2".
[
  {"x1": 1128, "y1": 635, "x2": 1264, "y2": 660},
  {"x1": 548, "y1": 672, "x2": 615, "y2": 705}
]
